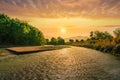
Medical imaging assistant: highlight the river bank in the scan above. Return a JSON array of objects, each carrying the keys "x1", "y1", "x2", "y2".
[
  {"x1": 0, "y1": 45, "x2": 70, "y2": 57},
  {"x1": 73, "y1": 43, "x2": 120, "y2": 56}
]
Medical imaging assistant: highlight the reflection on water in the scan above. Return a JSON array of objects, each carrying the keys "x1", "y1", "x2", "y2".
[{"x1": 0, "y1": 47, "x2": 120, "y2": 80}]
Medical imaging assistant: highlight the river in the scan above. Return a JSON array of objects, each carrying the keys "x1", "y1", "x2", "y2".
[{"x1": 0, "y1": 47, "x2": 120, "y2": 80}]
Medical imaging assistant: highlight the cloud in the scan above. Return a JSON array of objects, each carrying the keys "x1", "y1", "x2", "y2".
[
  {"x1": 103, "y1": 25, "x2": 120, "y2": 27},
  {"x1": 0, "y1": 0, "x2": 120, "y2": 18}
]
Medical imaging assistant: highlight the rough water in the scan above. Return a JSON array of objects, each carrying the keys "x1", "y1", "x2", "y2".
[{"x1": 0, "y1": 47, "x2": 120, "y2": 80}]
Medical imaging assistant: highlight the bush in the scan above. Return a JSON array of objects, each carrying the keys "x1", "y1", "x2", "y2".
[
  {"x1": 94, "y1": 45, "x2": 101, "y2": 50},
  {"x1": 104, "y1": 45, "x2": 114, "y2": 53},
  {"x1": 113, "y1": 44, "x2": 120, "y2": 54},
  {"x1": 82, "y1": 44, "x2": 94, "y2": 48}
]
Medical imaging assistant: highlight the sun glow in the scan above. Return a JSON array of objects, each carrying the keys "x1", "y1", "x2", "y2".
[{"x1": 61, "y1": 28, "x2": 66, "y2": 33}]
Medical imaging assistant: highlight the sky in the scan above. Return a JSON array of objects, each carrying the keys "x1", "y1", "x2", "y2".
[{"x1": 0, "y1": 0, "x2": 120, "y2": 38}]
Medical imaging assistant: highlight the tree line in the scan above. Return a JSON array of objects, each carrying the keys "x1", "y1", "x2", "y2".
[
  {"x1": 0, "y1": 14, "x2": 46, "y2": 46},
  {"x1": 0, "y1": 14, "x2": 66, "y2": 46},
  {"x1": 46, "y1": 37, "x2": 65, "y2": 45}
]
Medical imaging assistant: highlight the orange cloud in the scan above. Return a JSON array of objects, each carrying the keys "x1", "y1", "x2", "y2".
[{"x1": 0, "y1": 0, "x2": 120, "y2": 18}]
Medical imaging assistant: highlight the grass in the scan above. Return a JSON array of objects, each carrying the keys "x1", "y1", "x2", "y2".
[
  {"x1": 72, "y1": 40, "x2": 120, "y2": 56},
  {"x1": 0, "y1": 48, "x2": 7, "y2": 57}
]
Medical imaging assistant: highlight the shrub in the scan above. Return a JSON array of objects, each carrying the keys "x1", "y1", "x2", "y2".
[
  {"x1": 104, "y1": 45, "x2": 114, "y2": 53},
  {"x1": 83, "y1": 44, "x2": 94, "y2": 48},
  {"x1": 113, "y1": 44, "x2": 120, "y2": 54},
  {"x1": 94, "y1": 45, "x2": 102, "y2": 50}
]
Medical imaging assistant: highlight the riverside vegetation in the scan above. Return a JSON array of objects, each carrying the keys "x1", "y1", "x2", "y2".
[
  {"x1": 0, "y1": 14, "x2": 65, "y2": 47},
  {"x1": 72, "y1": 30, "x2": 120, "y2": 55},
  {"x1": 0, "y1": 14, "x2": 45, "y2": 46},
  {"x1": 0, "y1": 14, "x2": 120, "y2": 56},
  {"x1": 0, "y1": 14, "x2": 66, "y2": 56}
]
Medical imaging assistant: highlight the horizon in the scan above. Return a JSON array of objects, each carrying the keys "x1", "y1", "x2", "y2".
[{"x1": 0, "y1": 0, "x2": 120, "y2": 38}]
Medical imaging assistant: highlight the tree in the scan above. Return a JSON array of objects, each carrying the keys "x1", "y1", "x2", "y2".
[
  {"x1": 0, "y1": 14, "x2": 45, "y2": 46},
  {"x1": 90, "y1": 31, "x2": 113, "y2": 41},
  {"x1": 104, "y1": 31, "x2": 113, "y2": 41},
  {"x1": 57, "y1": 37, "x2": 65, "y2": 45},
  {"x1": 80, "y1": 39, "x2": 84, "y2": 42},
  {"x1": 45, "y1": 39, "x2": 49, "y2": 45},
  {"x1": 75, "y1": 39, "x2": 79, "y2": 42},
  {"x1": 69, "y1": 39, "x2": 74, "y2": 43},
  {"x1": 90, "y1": 31, "x2": 95, "y2": 40},
  {"x1": 50, "y1": 37, "x2": 57, "y2": 45},
  {"x1": 113, "y1": 28, "x2": 120, "y2": 44},
  {"x1": 113, "y1": 28, "x2": 120, "y2": 37}
]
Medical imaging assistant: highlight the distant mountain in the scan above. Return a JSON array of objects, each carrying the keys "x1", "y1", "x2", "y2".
[{"x1": 65, "y1": 36, "x2": 88, "y2": 42}]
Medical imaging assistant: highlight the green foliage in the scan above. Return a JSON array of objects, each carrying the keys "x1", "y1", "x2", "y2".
[
  {"x1": 90, "y1": 31, "x2": 113, "y2": 41},
  {"x1": 113, "y1": 44, "x2": 120, "y2": 54},
  {"x1": 80, "y1": 39, "x2": 84, "y2": 42},
  {"x1": 113, "y1": 28, "x2": 120, "y2": 44},
  {"x1": 104, "y1": 45, "x2": 114, "y2": 53},
  {"x1": 75, "y1": 39, "x2": 79, "y2": 42},
  {"x1": 113, "y1": 28, "x2": 120, "y2": 37},
  {"x1": 49, "y1": 37, "x2": 65, "y2": 45},
  {"x1": 69, "y1": 39, "x2": 74, "y2": 43},
  {"x1": 57, "y1": 37, "x2": 65, "y2": 45},
  {"x1": 73, "y1": 30, "x2": 120, "y2": 55},
  {"x1": 0, "y1": 14, "x2": 45, "y2": 46},
  {"x1": 45, "y1": 39, "x2": 49, "y2": 45},
  {"x1": 50, "y1": 37, "x2": 58, "y2": 45}
]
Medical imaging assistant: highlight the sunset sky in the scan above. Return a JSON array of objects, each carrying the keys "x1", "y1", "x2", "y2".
[{"x1": 0, "y1": 0, "x2": 120, "y2": 38}]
